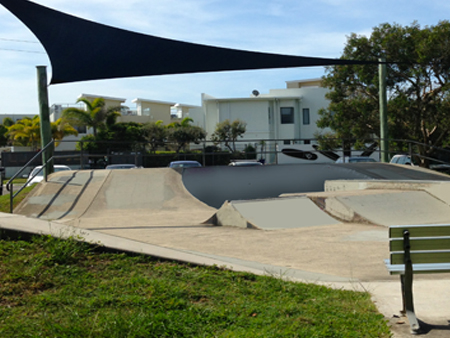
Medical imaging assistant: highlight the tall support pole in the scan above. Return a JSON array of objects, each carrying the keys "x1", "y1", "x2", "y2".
[
  {"x1": 379, "y1": 57, "x2": 389, "y2": 162},
  {"x1": 37, "y1": 66, "x2": 53, "y2": 180}
]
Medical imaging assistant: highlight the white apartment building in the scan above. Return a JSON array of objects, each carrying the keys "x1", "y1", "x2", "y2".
[
  {"x1": 190, "y1": 78, "x2": 328, "y2": 140},
  {"x1": 188, "y1": 78, "x2": 331, "y2": 163}
]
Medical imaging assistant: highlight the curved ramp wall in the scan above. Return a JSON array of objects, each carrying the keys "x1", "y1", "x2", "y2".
[
  {"x1": 181, "y1": 163, "x2": 450, "y2": 209},
  {"x1": 182, "y1": 163, "x2": 371, "y2": 208}
]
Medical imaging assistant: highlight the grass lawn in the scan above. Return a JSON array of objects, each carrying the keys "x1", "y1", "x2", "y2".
[
  {"x1": 0, "y1": 184, "x2": 35, "y2": 213},
  {"x1": 0, "y1": 235, "x2": 391, "y2": 338}
]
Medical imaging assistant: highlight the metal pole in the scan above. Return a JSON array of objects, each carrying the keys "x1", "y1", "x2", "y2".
[
  {"x1": 379, "y1": 57, "x2": 389, "y2": 162},
  {"x1": 37, "y1": 66, "x2": 54, "y2": 179}
]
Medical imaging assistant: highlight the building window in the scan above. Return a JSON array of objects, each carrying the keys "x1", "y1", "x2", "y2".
[
  {"x1": 280, "y1": 107, "x2": 294, "y2": 124},
  {"x1": 302, "y1": 108, "x2": 310, "y2": 125},
  {"x1": 283, "y1": 140, "x2": 291, "y2": 145}
]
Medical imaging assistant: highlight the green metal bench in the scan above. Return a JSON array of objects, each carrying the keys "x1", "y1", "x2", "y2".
[{"x1": 385, "y1": 224, "x2": 450, "y2": 333}]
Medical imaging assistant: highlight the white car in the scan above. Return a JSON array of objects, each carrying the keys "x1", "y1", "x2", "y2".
[
  {"x1": 390, "y1": 154, "x2": 414, "y2": 166},
  {"x1": 25, "y1": 165, "x2": 71, "y2": 186}
]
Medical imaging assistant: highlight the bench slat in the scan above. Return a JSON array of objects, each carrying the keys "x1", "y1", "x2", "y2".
[
  {"x1": 390, "y1": 224, "x2": 450, "y2": 238},
  {"x1": 390, "y1": 237, "x2": 450, "y2": 251},
  {"x1": 390, "y1": 250, "x2": 450, "y2": 265},
  {"x1": 384, "y1": 259, "x2": 450, "y2": 275}
]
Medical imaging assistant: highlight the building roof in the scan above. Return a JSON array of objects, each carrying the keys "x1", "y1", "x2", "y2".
[
  {"x1": 132, "y1": 98, "x2": 199, "y2": 108},
  {"x1": 285, "y1": 78, "x2": 323, "y2": 88},
  {"x1": 78, "y1": 93, "x2": 127, "y2": 103}
]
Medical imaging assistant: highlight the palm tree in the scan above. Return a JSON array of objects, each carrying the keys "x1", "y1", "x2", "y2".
[
  {"x1": 62, "y1": 97, "x2": 122, "y2": 137},
  {"x1": 166, "y1": 116, "x2": 194, "y2": 129},
  {"x1": 51, "y1": 118, "x2": 79, "y2": 147},
  {"x1": 6, "y1": 116, "x2": 41, "y2": 150}
]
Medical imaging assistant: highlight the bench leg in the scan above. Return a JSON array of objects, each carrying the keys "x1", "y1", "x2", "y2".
[{"x1": 400, "y1": 264, "x2": 420, "y2": 332}]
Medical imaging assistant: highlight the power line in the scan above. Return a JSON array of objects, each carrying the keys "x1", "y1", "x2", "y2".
[
  {"x1": 0, "y1": 47, "x2": 45, "y2": 54},
  {"x1": 0, "y1": 37, "x2": 39, "y2": 44}
]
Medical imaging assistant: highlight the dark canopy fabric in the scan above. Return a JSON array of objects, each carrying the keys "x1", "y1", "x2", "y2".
[{"x1": 1, "y1": 0, "x2": 376, "y2": 85}]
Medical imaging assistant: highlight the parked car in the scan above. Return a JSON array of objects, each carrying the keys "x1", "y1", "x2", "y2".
[
  {"x1": 228, "y1": 161, "x2": 263, "y2": 167},
  {"x1": 105, "y1": 164, "x2": 138, "y2": 169},
  {"x1": 390, "y1": 154, "x2": 414, "y2": 166},
  {"x1": 168, "y1": 161, "x2": 202, "y2": 168},
  {"x1": 335, "y1": 156, "x2": 377, "y2": 163},
  {"x1": 25, "y1": 164, "x2": 71, "y2": 186}
]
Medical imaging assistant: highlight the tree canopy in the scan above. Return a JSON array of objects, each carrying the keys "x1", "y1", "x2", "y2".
[
  {"x1": 317, "y1": 21, "x2": 450, "y2": 162},
  {"x1": 6, "y1": 116, "x2": 41, "y2": 150},
  {"x1": 142, "y1": 120, "x2": 167, "y2": 153},
  {"x1": 211, "y1": 119, "x2": 247, "y2": 153},
  {"x1": 167, "y1": 117, "x2": 206, "y2": 153},
  {"x1": 5, "y1": 116, "x2": 78, "y2": 150},
  {"x1": 62, "y1": 97, "x2": 123, "y2": 137}
]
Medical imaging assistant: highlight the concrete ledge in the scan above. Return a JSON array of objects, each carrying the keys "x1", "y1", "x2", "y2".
[{"x1": 324, "y1": 179, "x2": 448, "y2": 193}]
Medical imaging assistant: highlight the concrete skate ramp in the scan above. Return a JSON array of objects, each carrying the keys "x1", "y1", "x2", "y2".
[
  {"x1": 15, "y1": 168, "x2": 216, "y2": 228},
  {"x1": 182, "y1": 162, "x2": 450, "y2": 208},
  {"x1": 14, "y1": 163, "x2": 450, "y2": 229},
  {"x1": 214, "y1": 196, "x2": 341, "y2": 230}
]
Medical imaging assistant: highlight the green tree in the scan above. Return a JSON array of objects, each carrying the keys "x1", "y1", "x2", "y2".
[
  {"x1": 51, "y1": 118, "x2": 79, "y2": 147},
  {"x1": 142, "y1": 120, "x2": 167, "y2": 153},
  {"x1": 167, "y1": 117, "x2": 206, "y2": 153},
  {"x1": 0, "y1": 124, "x2": 9, "y2": 147},
  {"x1": 62, "y1": 97, "x2": 122, "y2": 137},
  {"x1": 6, "y1": 116, "x2": 41, "y2": 150},
  {"x1": 6, "y1": 116, "x2": 79, "y2": 149},
  {"x1": 76, "y1": 122, "x2": 145, "y2": 153},
  {"x1": 211, "y1": 119, "x2": 247, "y2": 153},
  {"x1": 2, "y1": 117, "x2": 14, "y2": 127},
  {"x1": 317, "y1": 21, "x2": 450, "y2": 163}
]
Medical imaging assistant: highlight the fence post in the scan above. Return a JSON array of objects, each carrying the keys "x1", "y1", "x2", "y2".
[
  {"x1": 80, "y1": 141, "x2": 84, "y2": 169},
  {"x1": 202, "y1": 140, "x2": 206, "y2": 166}
]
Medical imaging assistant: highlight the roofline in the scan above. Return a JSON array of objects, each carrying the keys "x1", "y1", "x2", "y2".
[
  {"x1": 132, "y1": 98, "x2": 200, "y2": 108},
  {"x1": 203, "y1": 95, "x2": 302, "y2": 102},
  {"x1": 285, "y1": 78, "x2": 322, "y2": 84},
  {"x1": 78, "y1": 93, "x2": 127, "y2": 102}
]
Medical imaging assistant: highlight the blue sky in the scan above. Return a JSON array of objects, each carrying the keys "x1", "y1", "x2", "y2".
[{"x1": 0, "y1": 0, "x2": 449, "y2": 114}]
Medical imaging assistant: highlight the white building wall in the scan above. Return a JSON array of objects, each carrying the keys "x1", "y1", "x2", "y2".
[
  {"x1": 218, "y1": 100, "x2": 270, "y2": 140},
  {"x1": 297, "y1": 87, "x2": 329, "y2": 140}
]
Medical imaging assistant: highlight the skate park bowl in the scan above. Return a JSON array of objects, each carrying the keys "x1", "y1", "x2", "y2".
[{"x1": 13, "y1": 162, "x2": 450, "y2": 230}]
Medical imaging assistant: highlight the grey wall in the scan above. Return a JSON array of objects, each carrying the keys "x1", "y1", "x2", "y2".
[{"x1": 181, "y1": 163, "x2": 370, "y2": 208}]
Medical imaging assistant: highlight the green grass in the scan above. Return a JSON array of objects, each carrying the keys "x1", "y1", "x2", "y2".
[
  {"x1": 0, "y1": 235, "x2": 391, "y2": 337},
  {"x1": 0, "y1": 184, "x2": 35, "y2": 213},
  {"x1": 6, "y1": 178, "x2": 27, "y2": 184}
]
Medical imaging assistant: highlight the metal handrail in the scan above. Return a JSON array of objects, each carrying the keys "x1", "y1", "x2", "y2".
[{"x1": 6, "y1": 140, "x2": 55, "y2": 213}]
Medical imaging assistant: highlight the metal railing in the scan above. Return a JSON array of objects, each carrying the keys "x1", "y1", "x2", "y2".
[{"x1": 6, "y1": 140, "x2": 55, "y2": 213}]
